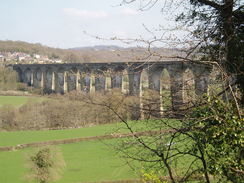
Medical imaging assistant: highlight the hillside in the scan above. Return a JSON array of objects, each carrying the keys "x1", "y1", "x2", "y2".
[{"x1": 0, "y1": 40, "x2": 184, "y2": 63}]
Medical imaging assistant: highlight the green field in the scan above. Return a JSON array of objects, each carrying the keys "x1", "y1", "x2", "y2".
[
  {"x1": 0, "y1": 123, "x2": 128, "y2": 147},
  {"x1": 0, "y1": 121, "x2": 152, "y2": 183},
  {"x1": 0, "y1": 119, "x2": 178, "y2": 147},
  {"x1": 0, "y1": 96, "x2": 44, "y2": 107},
  {"x1": 0, "y1": 140, "x2": 138, "y2": 183},
  {"x1": 0, "y1": 108, "x2": 180, "y2": 183}
]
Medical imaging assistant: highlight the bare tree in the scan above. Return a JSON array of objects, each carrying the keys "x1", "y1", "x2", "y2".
[{"x1": 82, "y1": 1, "x2": 244, "y2": 182}]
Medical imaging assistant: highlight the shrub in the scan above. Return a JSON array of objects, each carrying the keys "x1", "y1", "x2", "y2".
[{"x1": 26, "y1": 147, "x2": 65, "y2": 183}]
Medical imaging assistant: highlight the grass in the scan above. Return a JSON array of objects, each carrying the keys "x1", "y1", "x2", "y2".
[
  {"x1": 0, "y1": 96, "x2": 44, "y2": 107},
  {"x1": 0, "y1": 119, "x2": 180, "y2": 183},
  {"x1": 0, "y1": 123, "x2": 123, "y2": 147},
  {"x1": 59, "y1": 140, "x2": 138, "y2": 183},
  {"x1": 0, "y1": 150, "x2": 26, "y2": 183},
  {"x1": 0, "y1": 119, "x2": 179, "y2": 147},
  {"x1": 0, "y1": 140, "x2": 138, "y2": 183}
]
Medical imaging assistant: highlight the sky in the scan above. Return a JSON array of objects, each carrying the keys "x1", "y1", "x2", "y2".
[{"x1": 0, "y1": 0, "x2": 183, "y2": 48}]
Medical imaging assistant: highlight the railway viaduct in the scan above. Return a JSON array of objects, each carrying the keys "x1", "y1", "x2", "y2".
[{"x1": 13, "y1": 61, "x2": 212, "y2": 111}]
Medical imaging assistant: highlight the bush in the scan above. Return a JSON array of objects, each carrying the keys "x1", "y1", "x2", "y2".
[
  {"x1": 26, "y1": 147, "x2": 65, "y2": 183},
  {"x1": 184, "y1": 97, "x2": 244, "y2": 182},
  {"x1": 0, "y1": 105, "x2": 17, "y2": 130},
  {"x1": 16, "y1": 83, "x2": 29, "y2": 91},
  {"x1": 141, "y1": 170, "x2": 167, "y2": 183}
]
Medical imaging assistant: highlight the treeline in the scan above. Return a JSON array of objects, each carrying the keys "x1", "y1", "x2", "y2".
[
  {"x1": 0, "y1": 66, "x2": 30, "y2": 92},
  {"x1": 0, "y1": 40, "x2": 60, "y2": 55},
  {"x1": 0, "y1": 40, "x2": 183, "y2": 63},
  {"x1": 0, "y1": 40, "x2": 83, "y2": 62},
  {"x1": 0, "y1": 66, "x2": 18, "y2": 91}
]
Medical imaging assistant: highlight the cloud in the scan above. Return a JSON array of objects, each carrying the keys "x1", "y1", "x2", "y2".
[
  {"x1": 121, "y1": 8, "x2": 139, "y2": 16},
  {"x1": 64, "y1": 8, "x2": 108, "y2": 19}
]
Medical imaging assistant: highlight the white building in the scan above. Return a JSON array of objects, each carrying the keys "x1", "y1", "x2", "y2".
[
  {"x1": 0, "y1": 55, "x2": 4, "y2": 62},
  {"x1": 33, "y1": 54, "x2": 41, "y2": 59}
]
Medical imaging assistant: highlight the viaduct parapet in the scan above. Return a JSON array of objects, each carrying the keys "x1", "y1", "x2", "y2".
[{"x1": 13, "y1": 61, "x2": 212, "y2": 111}]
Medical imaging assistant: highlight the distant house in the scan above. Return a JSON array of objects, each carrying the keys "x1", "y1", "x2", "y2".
[
  {"x1": 17, "y1": 55, "x2": 25, "y2": 61},
  {"x1": 37, "y1": 60, "x2": 44, "y2": 64},
  {"x1": 0, "y1": 55, "x2": 4, "y2": 61},
  {"x1": 53, "y1": 59, "x2": 62, "y2": 63},
  {"x1": 33, "y1": 54, "x2": 41, "y2": 59}
]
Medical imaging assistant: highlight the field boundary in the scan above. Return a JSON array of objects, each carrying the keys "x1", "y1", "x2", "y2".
[
  {"x1": 0, "y1": 129, "x2": 174, "y2": 152},
  {"x1": 83, "y1": 179, "x2": 142, "y2": 183},
  {"x1": 82, "y1": 174, "x2": 204, "y2": 183},
  {"x1": 0, "y1": 91, "x2": 31, "y2": 96}
]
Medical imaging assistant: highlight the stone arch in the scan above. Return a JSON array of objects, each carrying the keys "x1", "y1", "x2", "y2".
[
  {"x1": 208, "y1": 67, "x2": 222, "y2": 96},
  {"x1": 44, "y1": 67, "x2": 53, "y2": 94},
  {"x1": 79, "y1": 67, "x2": 92, "y2": 93},
  {"x1": 192, "y1": 66, "x2": 212, "y2": 96},
  {"x1": 56, "y1": 67, "x2": 65, "y2": 94},
  {"x1": 124, "y1": 66, "x2": 143, "y2": 120},
  {"x1": 144, "y1": 66, "x2": 163, "y2": 117},
  {"x1": 161, "y1": 67, "x2": 172, "y2": 111},
  {"x1": 167, "y1": 64, "x2": 186, "y2": 111},
  {"x1": 94, "y1": 66, "x2": 108, "y2": 92},
  {"x1": 67, "y1": 67, "x2": 77, "y2": 92},
  {"x1": 141, "y1": 68, "x2": 158, "y2": 118},
  {"x1": 127, "y1": 67, "x2": 142, "y2": 96},
  {"x1": 110, "y1": 65, "x2": 125, "y2": 91},
  {"x1": 83, "y1": 75, "x2": 92, "y2": 93},
  {"x1": 14, "y1": 67, "x2": 23, "y2": 82},
  {"x1": 24, "y1": 67, "x2": 32, "y2": 86}
]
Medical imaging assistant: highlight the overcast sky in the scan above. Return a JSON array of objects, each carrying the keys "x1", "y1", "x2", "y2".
[{"x1": 0, "y1": 0, "x2": 183, "y2": 48}]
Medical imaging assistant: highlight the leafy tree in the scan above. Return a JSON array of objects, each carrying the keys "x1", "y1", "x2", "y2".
[
  {"x1": 0, "y1": 66, "x2": 18, "y2": 91},
  {"x1": 182, "y1": 97, "x2": 244, "y2": 182}
]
